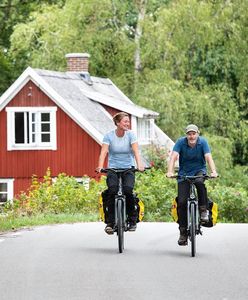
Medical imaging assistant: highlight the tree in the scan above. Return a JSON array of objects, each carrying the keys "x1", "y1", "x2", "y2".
[
  {"x1": 0, "y1": 0, "x2": 66, "y2": 95},
  {"x1": 137, "y1": 0, "x2": 248, "y2": 164},
  {"x1": 7, "y1": 0, "x2": 248, "y2": 165}
]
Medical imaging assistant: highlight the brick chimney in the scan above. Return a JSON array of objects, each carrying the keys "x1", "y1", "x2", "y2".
[{"x1": 65, "y1": 53, "x2": 90, "y2": 72}]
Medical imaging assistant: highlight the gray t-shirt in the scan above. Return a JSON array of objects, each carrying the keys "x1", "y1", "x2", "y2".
[{"x1": 103, "y1": 130, "x2": 137, "y2": 168}]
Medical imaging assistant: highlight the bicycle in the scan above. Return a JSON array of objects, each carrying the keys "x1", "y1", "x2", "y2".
[
  {"x1": 171, "y1": 174, "x2": 216, "y2": 257},
  {"x1": 100, "y1": 167, "x2": 150, "y2": 253}
]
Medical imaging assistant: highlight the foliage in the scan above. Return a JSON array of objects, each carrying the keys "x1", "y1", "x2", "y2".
[
  {"x1": 208, "y1": 183, "x2": 248, "y2": 223},
  {"x1": 0, "y1": 0, "x2": 66, "y2": 95},
  {"x1": 0, "y1": 48, "x2": 13, "y2": 95},
  {"x1": 135, "y1": 168, "x2": 176, "y2": 221},
  {"x1": 9, "y1": 0, "x2": 136, "y2": 91},
  {"x1": 135, "y1": 169, "x2": 248, "y2": 223},
  {"x1": 204, "y1": 134, "x2": 233, "y2": 175},
  {"x1": 0, "y1": 213, "x2": 98, "y2": 232},
  {"x1": 142, "y1": 144, "x2": 169, "y2": 172},
  {"x1": 3, "y1": 168, "x2": 106, "y2": 217},
  {"x1": 218, "y1": 165, "x2": 248, "y2": 190},
  {"x1": 139, "y1": 0, "x2": 248, "y2": 163},
  {"x1": 1, "y1": 168, "x2": 247, "y2": 226}
]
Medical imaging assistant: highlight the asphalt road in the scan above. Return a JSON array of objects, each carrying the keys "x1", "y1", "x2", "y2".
[{"x1": 0, "y1": 222, "x2": 247, "y2": 300}]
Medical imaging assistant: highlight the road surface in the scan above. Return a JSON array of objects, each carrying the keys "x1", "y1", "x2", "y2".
[{"x1": 0, "y1": 222, "x2": 247, "y2": 300}]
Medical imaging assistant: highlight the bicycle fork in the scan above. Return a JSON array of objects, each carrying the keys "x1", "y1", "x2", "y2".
[
  {"x1": 187, "y1": 200, "x2": 203, "y2": 236},
  {"x1": 187, "y1": 201, "x2": 197, "y2": 228},
  {"x1": 114, "y1": 175, "x2": 127, "y2": 231},
  {"x1": 114, "y1": 196, "x2": 126, "y2": 228}
]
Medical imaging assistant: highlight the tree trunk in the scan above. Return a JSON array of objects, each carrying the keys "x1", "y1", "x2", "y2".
[{"x1": 134, "y1": 0, "x2": 146, "y2": 74}]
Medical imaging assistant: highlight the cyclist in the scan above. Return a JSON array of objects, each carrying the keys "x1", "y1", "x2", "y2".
[
  {"x1": 96, "y1": 112, "x2": 144, "y2": 234},
  {"x1": 166, "y1": 124, "x2": 218, "y2": 245}
]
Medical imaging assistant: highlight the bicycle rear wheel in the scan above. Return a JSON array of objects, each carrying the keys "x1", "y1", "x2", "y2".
[
  {"x1": 117, "y1": 199, "x2": 124, "y2": 253},
  {"x1": 190, "y1": 203, "x2": 196, "y2": 257}
]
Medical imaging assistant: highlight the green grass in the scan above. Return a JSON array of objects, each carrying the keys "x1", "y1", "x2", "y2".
[{"x1": 0, "y1": 213, "x2": 99, "y2": 233}]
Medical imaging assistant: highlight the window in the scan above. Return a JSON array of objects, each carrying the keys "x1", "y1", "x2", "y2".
[
  {"x1": 6, "y1": 107, "x2": 57, "y2": 150},
  {"x1": 0, "y1": 179, "x2": 14, "y2": 204},
  {"x1": 137, "y1": 118, "x2": 154, "y2": 145},
  {"x1": 75, "y1": 176, "x2": 90, "y2": 190}
]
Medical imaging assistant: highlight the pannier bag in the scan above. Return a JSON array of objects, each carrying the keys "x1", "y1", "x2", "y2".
[
  {"x1": 202, "y1": 198, "x2": 218, "y2": 227},
  {"x1": 171, "y1": 197, "x2": 218, "y2": 227},
  {"x1": 134, "y1": 193, "x2": 145, "y2": 222},
  {"x1": 99, "y1": 192, "x2": 105, "y2": 222},
  {"x1": 99, "y1": 190, "x2": 145, "y2": 223},
  {"x1": 171, "y1": 198, "x2": 179, "y2": 223}
]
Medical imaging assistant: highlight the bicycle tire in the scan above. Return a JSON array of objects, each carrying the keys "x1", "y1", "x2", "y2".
[
  {"x1": 117, "y1": 199, "x2": 124, "y2": 253},
  {"x1": 190, "y1": 203, "x2": 196, "y2": 257}
]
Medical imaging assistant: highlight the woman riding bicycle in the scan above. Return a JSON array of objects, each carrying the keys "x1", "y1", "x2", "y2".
[
  {"x1": 167, "y1": 124, "x2": 218, "y2": 246},
  {"x1": 96, "y1": 112, "x2": 144, "y2": 234}
]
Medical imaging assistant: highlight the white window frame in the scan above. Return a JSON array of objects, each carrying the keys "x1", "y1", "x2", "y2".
[
  {"x1": 137, "y1": 118, "x2": 154, "y2": 145},
  {"x1": 6, "y1": 107, "x2": 57, "y2": 150},
  {"x1": 75, "y1": 176, "x2": 90, "y2": 190},
  {"x1": 0, "y1": 179, "x2": 14, "y2": 204}
]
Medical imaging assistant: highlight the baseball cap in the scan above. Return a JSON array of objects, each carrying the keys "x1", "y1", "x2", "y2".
[{"x1": 185, "y1": 124, "x2": 199, "y2": 133}]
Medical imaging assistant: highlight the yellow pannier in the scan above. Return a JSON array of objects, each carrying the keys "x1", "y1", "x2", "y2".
[{"x1": 171, "y1": 197, "x2": 218, "y2": 227}]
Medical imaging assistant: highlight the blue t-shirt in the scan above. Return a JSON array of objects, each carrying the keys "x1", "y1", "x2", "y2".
[
  {"x1": 103, "y1": 130, "x2": 137, "y2": 168},
  {"x1": 173, "y1": 136, "x2": 211, "y2": 176}
]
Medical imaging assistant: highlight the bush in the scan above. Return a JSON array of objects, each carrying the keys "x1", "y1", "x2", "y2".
[
  {"x1": 2, "y1": 168, "x2": 247, "y2": 224},
  {"x1": 5, "y1": 168, "x2": 106, "y2": 217},
  {"x1": 207, "y1": 183, "x2": 248, "y2": 223},
  {"x1": 135, "y1": 168, "x2": 176, "y2": 221},
  {"x1": 142, "y1": 144, "x2": 169, "y2": 172},
  {"x1": 135, "y1": 169, "x2": 248, "y2": 223}
]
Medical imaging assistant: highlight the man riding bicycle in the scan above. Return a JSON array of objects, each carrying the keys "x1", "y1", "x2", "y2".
[
  {"x1": 96, "y1": 112, "x2": 144, "y2": 234},
  {"x1": 167, "y1": 124, "x2": 218, "y2": 246}
]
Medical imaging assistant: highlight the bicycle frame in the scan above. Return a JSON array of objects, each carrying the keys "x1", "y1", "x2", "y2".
[
  {"x1": 114, "y1": 173, "x2": 127, "y2": 232},
  {"x1": 187, "y1": 182, "x2": 200, "y2": 236}
]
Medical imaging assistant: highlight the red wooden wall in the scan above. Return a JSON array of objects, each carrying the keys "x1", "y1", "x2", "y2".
[{"x1": 0, "y1": 80, "x2": 101, "y2": 196}]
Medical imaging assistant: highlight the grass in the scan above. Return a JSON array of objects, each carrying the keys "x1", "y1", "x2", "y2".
[{"x1": 0, "y1": 213, "x2": 99, "y2": 233}]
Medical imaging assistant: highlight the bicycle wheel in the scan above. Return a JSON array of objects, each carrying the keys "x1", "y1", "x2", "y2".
[
  {"x1": 190, "y1": 203, "x2": 196, "y2": 257},
  {"x1": 117, "y1": 199, "x2": 124, "y2": 253}
]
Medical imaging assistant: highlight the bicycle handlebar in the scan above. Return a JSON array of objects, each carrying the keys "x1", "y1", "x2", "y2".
[
  {"x1": 100, "y1": 167, "x2": 151, "y2": 174},
  {"x1": 169, "y1": 174, "x2": 218, "y2": 181}
]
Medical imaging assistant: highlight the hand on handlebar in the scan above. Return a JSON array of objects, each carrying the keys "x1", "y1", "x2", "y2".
[
  {"x1": 95, "y1": 167, "x2": 102, "y2": 174},
  {"x1": 137, "y1": 165, "x2": 145, "y2": 172},
  {"x1": 210, "y1": 171, "x2": 218, "y2": 178},
  {"x1": 166, "y1": 172, "x2": 174, "y2": 178}
]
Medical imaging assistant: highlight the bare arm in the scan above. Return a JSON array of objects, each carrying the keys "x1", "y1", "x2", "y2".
[
  {"x1": 96, "y1": 144, "x2": 109, "y2": 173},
  {"x1": 205, "y1": 153, "x2": 218, "y2": 177},
  {"x1": 132, "y1": 142, "x2": 144, "y2": 171},
  {"x1": 166, "y1": 151, "x2": 179, "y2": 177}
]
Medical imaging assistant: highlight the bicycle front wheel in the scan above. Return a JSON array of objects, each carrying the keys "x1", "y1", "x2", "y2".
[
  {"x1": 117, "y1": 199, "x2": 124, "y2": 253},
  {"x1": 190, "y1": 203, "x2": 196, "y2": 257}
]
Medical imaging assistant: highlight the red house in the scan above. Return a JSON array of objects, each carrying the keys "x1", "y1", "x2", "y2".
[{"x1": 0, "y1": 53, "x2": 174, "y2": 203}]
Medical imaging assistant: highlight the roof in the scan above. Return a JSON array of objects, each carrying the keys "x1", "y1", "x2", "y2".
[{"x1": 0, "y1": 67, "x2": 159, "y2": 145}]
